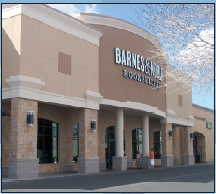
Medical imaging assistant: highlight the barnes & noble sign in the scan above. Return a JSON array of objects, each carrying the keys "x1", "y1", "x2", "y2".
[{"x1": 114, "y1": 47, "x2": 163, "y2": 88}]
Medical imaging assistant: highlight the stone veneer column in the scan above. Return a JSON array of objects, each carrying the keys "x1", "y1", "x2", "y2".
[
  {"x1": 112, "y1": 108, "x2": 127, "y2": 171},
  {"x1": 173, "y1": 127, "x2": 181, "y2": 165},
  {"x1": 78, "y1": 108, "x2": 99, "y2": 174},
  {"x1": 183, "y1": 126, "x2": 194, "y2": 165},
  {"x1": 8, "y1": 98, "x2": 39, "y2": 179},
  {"x1": 161, "y1": 123, "x2": 174, "y2": 167},
  {"x1": 141, "y1": 114, "x2": 150, "y2": 169}
]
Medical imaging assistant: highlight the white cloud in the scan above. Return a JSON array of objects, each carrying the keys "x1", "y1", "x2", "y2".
[
  {"x1": 47, "y1": 4, "x2": 81, "y2": 14},
  {"x1": 47, "y1": 4, "x2": 99, "y2": 15},
  {"x1": 177, "y1": 27, "x2": 214, "y2": 65},
  {"x1": 84, "y1": 4, "x2": 99, "y2": 13}
]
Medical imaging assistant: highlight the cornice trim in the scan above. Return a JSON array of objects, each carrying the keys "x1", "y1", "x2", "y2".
[
  {"x1": 2, "y1": 4, "x2": 103, "y2": 46},
  {"x1": 2, "y1": 87, "x2": 101, "y2": 110},
  {"x1": 6, "y1": 75, "x2": 45, "y2": 90},
  {"x1": 100, "y1": 98, "x2": 166, "y2": 118},
  {"x1": 161, "y1": 110, "x2": 195, "y2": 127}
]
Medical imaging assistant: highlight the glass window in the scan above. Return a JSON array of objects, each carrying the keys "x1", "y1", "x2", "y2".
[
  {"x1": 37, "y1": 118, "x2": 58, "y2": 164},
  {"x1": 132, "y1": 128, "x2": 142, "y2": 159},
  {"x1": 73, "y1": 123, "x2": 79, "y2": 162},
  {"x1": 153, "y1": 131, "x2": 162, "y2": 159}
]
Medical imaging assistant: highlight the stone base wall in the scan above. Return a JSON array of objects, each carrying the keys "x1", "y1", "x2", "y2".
[
  {"x1": 39, "y1": 163, "x2": 60, "y2": 173},
  {"x1": 2, "y1": 102, "x2": 11, "y2": 167},
  {"x1": 9, "y1": 158, "x2": 39, "y2": 179},
  {"x1": 183, "y1": 155, "x2": 194, "y2": 165},
  {"x1": 60, "y1": 163, "x2": 74, "y2": 172},
  {"x1": 155, "y1": 159, "x2": 161, "y2": 166},
  {"x1": 141, "y1": 156, "x2": 150, "y2": 169},
  {"x1": 161, "y1": 155, "x2": 174, "y2": 167},
  {"x1": 78, "y1": 157, "x2": 99, "y2": 174},
  {"x1": 112, "y1": 156, "x2": 127, "y2": 171},
  {"x1": 2, "y1": 166, "x2": 8, "y2": 177},
  {"x1": 73, "y1": 162, "x2": 78, "y2": 171},
  {"x1": 174, "y1": 159, "x2": 181, "y2": 165},
  {"x1": 99, "y1": 162, "x2": 106, "y2": 171},
  {"x1": 127, "y1": 161, "x2": 133, "y2": 168}
]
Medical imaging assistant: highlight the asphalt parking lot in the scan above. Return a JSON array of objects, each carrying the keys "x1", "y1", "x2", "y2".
[{"x1": 2, "y1": 162, "x2": 214, "y2": 192}]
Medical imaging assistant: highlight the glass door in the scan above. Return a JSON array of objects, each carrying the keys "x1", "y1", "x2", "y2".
[
  {"x1": 106, "y1": 139, "x2": 115, "y2": 169},
  {"x1": 197, "y1": 146, "x2": 202, "y2": 163}
]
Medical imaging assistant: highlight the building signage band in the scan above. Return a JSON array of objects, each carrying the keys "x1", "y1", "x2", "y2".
[{"x1": 114, "y1": 47, "x2": 163, "y2": 88}]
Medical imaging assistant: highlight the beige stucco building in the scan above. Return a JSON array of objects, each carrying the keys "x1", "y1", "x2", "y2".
[{"x1": 2, "y1": 4, "x2": 214, "y2": 179}]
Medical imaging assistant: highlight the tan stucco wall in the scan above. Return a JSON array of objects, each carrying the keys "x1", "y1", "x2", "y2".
[
  {"x1": 2, "y1": 14, "x2": 100, "y2": 99},
  {"x1": 166, "y1": 81, "x2": 193, "y2": 120},
  {"x1": 192, "y1": 105, "x2": 214, "y2": 162},
  {"x1": 2, "y1": 15, "x2": 21, "y2": 88},
  {"x1": 90, "y1": 24, "x2": 166, "y2": 112}
]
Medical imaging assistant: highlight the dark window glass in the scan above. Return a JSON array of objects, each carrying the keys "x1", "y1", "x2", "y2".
[
  {"x1": 153, "y1": 131, "x2": 162, "y2": 159},
  {"x1": 44, "y1": 127, "x2": 53, "y2": 136},
  {"x1": 44, "y1": 119, "x2": 53, "y2": 128},
  {"x1": 132, "y1": 128, "x2": 142, "y2": 159},
  {"x1": 105, "y1": 126, "x2": 116, "y2": 169},
  {"x1": 37, "y1": 118, "x2": 58, "y2": 164},
  {"x1": 38, "y1": 126, "x2": 43, "y2": 136},
  {"x1": 73, "y1": 123, "x2": 79, "y2": 162},
  {"x1": 44, "y1": 136, "x2": 53, "y2": 163},
  {"x1": 38, "y1": 118, "x2": 43, "y2": 127},
  {"x1": 37, "y1": 136, "x2": 43, "y2": 164}
]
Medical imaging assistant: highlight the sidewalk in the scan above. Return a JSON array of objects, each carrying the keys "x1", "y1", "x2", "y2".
[{"x1": 2, "y1": 161, "x2": 214, "y2": 183}]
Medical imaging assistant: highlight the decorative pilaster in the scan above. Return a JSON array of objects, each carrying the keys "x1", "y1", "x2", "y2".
[
  {"x1": 161, "y1": 123, "x2": 174, "y2": 167},
  {"x1": 173, "y1": 127, "x2": 181, "y2": 165},
  {"x1": 78, "y1": 108, "x2": 99, "y2": 173},
  {"x1": 183, "y1": 126, "x2": 194, "y2": 165},
  {"x1": 8, "y1": 98, "x2": 39, "y2": 179}
]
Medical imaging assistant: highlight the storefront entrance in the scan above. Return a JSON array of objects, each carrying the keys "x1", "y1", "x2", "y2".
[
  {"x1": 105, "y1": 126, "x2": 116, "y2": 169},
  {"x1": 193, "y1": 132, "x2": 205, "y2": 163},
  {"x1": 106, "y1": 139, "x2": 116, "y2": 169},
  {"x1": 197, "y1": 146, "x2": 202, "y2": 163}
]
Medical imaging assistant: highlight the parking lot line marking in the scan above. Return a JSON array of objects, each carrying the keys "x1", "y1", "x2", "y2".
[
  {"x1": 192, "y1": 171, "x2": 214, "y2": 176},
  {"x1": 94, "y1": 182, "x2": 151, "y2": 191}
]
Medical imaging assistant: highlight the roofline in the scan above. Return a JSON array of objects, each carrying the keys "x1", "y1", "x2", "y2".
[
  {"x1": 193, "y1": 103, "x2": 214, "y2": 113},
  {"x1": 42, "y1": 5, "x2": 102, "y2": 34},
  {"x1": 73, "y1": 12, "x2": 168, "y2": 63},
  {"x1": 2, "y1": 4, "x2": 103, "y2": 46}
]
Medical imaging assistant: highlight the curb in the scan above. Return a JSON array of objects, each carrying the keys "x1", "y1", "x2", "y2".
[{"x1": 2, "y1": 162, "x2": 214, "y2": 183}]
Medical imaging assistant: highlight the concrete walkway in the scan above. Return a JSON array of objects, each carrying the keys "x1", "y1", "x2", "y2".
[{"x1": 2, "y1": 161, "x2": 213, "y2": 183}]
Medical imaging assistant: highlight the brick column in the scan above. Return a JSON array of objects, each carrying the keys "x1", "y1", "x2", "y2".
[
  {"x1": 161, "y1": 123, "x2": 174, "y2": 167},
  {"x1": 78, "y1": 108, "x2": 99, "y2": 174},
  {"x1": 183, "y1": 126, "x2": 194, "y2": 165},
  {"x1": 173, "y1": 127, "x2": 181, "y2": 165},
  {"x1": 9, "y1": 98, "x2": 39, "y2": 179},
  {"x1": 2, "y1": 102, "x2": 11, "y2": 176}
]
